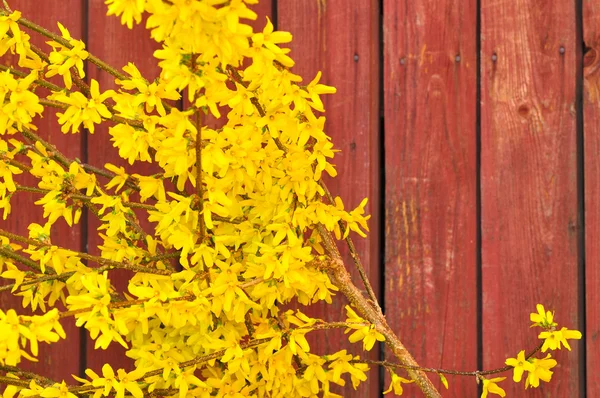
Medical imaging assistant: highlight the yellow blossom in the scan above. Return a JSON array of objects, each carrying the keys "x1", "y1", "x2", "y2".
[
  {"x1": 383, "y1": 373, "x2": 414, "y2": 395},
  {"x1": 45, "y1": 23, "x2": 89, "y2": 89},
  {"x1": 539, "y1": 327, "x2": 582, "y2": 352},
  {"x1": 525, "y1": 354, "x2": 557, "y2": 388},
  {"x1": 530, "y1": 304, "x2": 557, "y2": 328},
  {"x1": 481, "y1": 377, "x2": 506, "y2": 398},
  {"x1": 504, "y1": 350, "x2": 534, "y2": 382},
  {"x1": 105, "y1": 0, "x2": 146, "y2": 29}
]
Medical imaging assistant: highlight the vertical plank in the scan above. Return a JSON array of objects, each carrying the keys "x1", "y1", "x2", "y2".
[
  {"x1": 85, "y1": 2, "x2": 161, "y2": 372},
  {"x1": 383, "y1": 0, "x2": 478, "y2": 395},
  {"x1": 277, "y1": 1, "x2": 380, "y2": 396},
  {"x1": 584, "y1": 0, "x2": 600, "y2": 394},
  {"x1": 0, "y1": 1, "x2": 83, "y2": 382},
  {"x1": 480, "y1": 0, "x2": 580, "y2": 396}
]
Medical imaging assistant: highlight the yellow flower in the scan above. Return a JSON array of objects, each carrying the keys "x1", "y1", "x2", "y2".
[
  {"x1": 302, "y1": 71, "x2": 337, "y2": 112},
  {"x1": 504, "y1": 350, "x2": 534, "y2": 382},
  {"x1": 38, "y1": 381, "x2": 77, "y2": 398},
  {"x1": 344, "y1": 307, "x2": 385, "y2": 351},
  {"x1": 105, "y1": 0, "x2": 146, "y2": 29},
  {"x1": 108, "y1": 124, "x2": 152, "y2": 164},
  {"x1": 0, "y1": 71, "x2": 43, "y2": 129},
  {"x1": 104, "y1": 163, "x2": 129, "y2": 192},
  {"x1": 530, "y1": 304, "x2": 556, "y2": 328},
  {"x1": 525, "y1": 354, "x2": 557, "y2": 388},
  {"x1": 481, "y1": 377, "x2": 506, "y2": 398},
  {"x1": 53, "y1": 79, "x2": 115, "y2": 134},
  {"x1": 45, "y1": 23, "x2": 89, "y2": 89},
  {"x1": 539, "y1": 327, "x2": 582, "y2": 352},
  {"x1": 0, "y1": 11, "x2": 22, "y2": 44},
  {"x1": 251, "y1": 16, "x2": 293, "y2": 67},
  {"x1": 383, "y1": 373, "x2": 414, "y2": 395}
]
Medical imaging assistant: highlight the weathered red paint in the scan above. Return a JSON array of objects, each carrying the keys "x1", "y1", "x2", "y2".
[
  {"x1": 383, "y1": 0, "x2": 478, "y2": 395},
  {"x1": 584, "y1": 0, "x2": 600, "y2": 395},
  {"x1": 481, "y1": 0, "x2": 581, "y2": 395}
]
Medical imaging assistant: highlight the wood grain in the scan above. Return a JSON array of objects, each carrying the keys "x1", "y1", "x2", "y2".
[
  {"x1": 383, "y1": 0, "x2": 478, "y2": 395},
  {"x1": 0, "y1": 0, "x2": 83, "y2": 382},
  {"x1": 277, "y1": 1, "x2": 381, "y2": 396},
  {"x1": 480, "y1": 0, "x2": 580, "y2": 395},
  {"x1": 584, "y1": 0, "x2": 600, "y2": 394}
]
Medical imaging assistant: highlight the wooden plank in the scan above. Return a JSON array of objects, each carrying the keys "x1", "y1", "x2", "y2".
[
  {"x1": 84, "y1": 2, "x2": 161, "y2": 373},
  {"x1": 480, "y1": 0, "x2": 580, "y2": 395},
  {"x1": 0, "y1": 1, "x2": 83, "y2": 382},
  {"x1": 383, "y1": 0, "x2": 478, "y2": 395},
  {"x1": 277, "y1": 1, "x2": 380, "y2": 396},
  {"x1": 584, "y1": 0, "x2": 600, "y2": 394}
]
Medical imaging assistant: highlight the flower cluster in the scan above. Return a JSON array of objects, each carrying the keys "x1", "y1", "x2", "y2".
[{"x1": 479, "y1": 304, "x2": 582, "y2": 397}]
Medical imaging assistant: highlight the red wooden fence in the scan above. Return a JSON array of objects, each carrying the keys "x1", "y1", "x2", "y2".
[{"x1": 1, "y1": 0, "x2": 596, "y2": 396}]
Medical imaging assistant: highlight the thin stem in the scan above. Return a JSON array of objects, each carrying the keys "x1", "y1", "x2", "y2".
[
  {"x1": 15, "y1": 16, "x2": 128, "y2": 82},
  {"x1": 12, "y1": 14, "x2": 173, "y2": 113},
  {"x1": 15, "y1": 184, "x2": 152, "y2": 209},
  {"x1": 80, "y1": 162, "x2": 141, "y2": 192},
  {"x1": 38, "y1": 98, "x2": 144, "y2": 129},
  {"x1": 0, "y1": 228, "x2": 171, "y2": 276},
  {"x1": 59, "y1": 297, "x2": 150, "y2": 319},
  {"x1": 319, "y1": 181, "x2": 380, "y2": 311},
  {"x1": 192, "y1": 55, "x2": 206, "y2": 242},
  {"x1": 0, "y1": 247, "x2": 47, "y2": 274},
  {"x1": 0, "y1": 154, "x2": 31, "y2": 172},
  {"x1": 0, "y1": 376, "x2": 30, "y2": 388},
  {"x1": 142, "y1": 251, "x2": 181, "y2": 264},
  {"x1": 20, "y1": 127, "x2": 70, "y2": 168},
  {"x1": 15, "y1": 128, "x2": 155, "y2": 253},
  {"x1": 2, "y1": 0, "x2": 12, "y2": 13},
  {"x1": 352, "y1": 341, "x2": 544, "y2": 377},
  {"x1": 0, "y1": 271, "x2": 75, "y2": 293},
  {"x1": 0, "y1": 364, "x2": 55, "y2": 386},
  {"x1": 0, "y1": 65, "x2": 63, "y2": 92},
  {"x1": 316, "y1": 224, "x2": 440, "y2": 398},
  {"x1": 15, "y1": 184, "x2": 242, "y2": 224}
]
